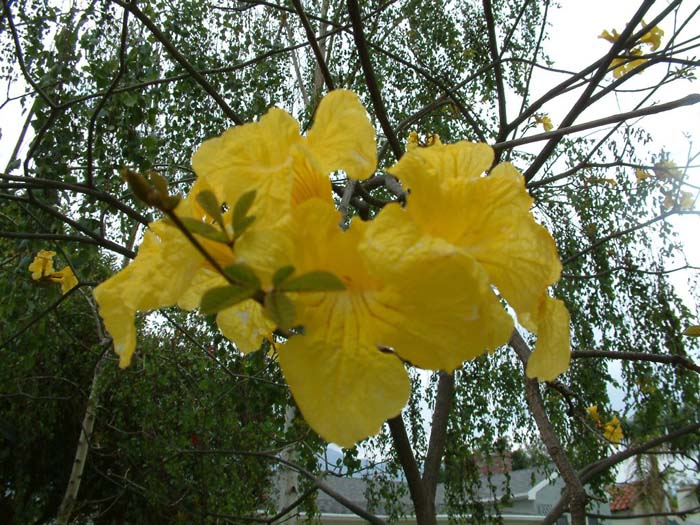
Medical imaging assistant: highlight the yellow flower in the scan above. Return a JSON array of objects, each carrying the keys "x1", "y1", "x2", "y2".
[
  {"x1": 95, "y1": 90, "x2": 378, "y2": 371},
  {"x1": 599, "y1": 23, "x2": 662, "y2": 78},
  {"x1": 679, "y1": 191, "x2": 694, "y2": 211},
  {"x1": 611, "y1": 49, "x2": 647, "y2": 78},
  {"x1": 48, "y1": 266, "x2": 78, "y2": 294},
  {"x1": 28, "y1": 250, "x2": 56, "y2": 280},
  {"x1": 599, "y1": 23, "x2": 663, "y2": 50},
  {"x1": 598, "y1": 28, "x2": 621, "y2": 44},
  {"x1": 635, "y1": 168, "x2": 651, "y2": 182},
  {"x1": 587, "y1": 405, "x2": 601, "y2": 423},
  {"x1": 638, "y1": 22, "x2": 664, "y2": 51},
  {"x1": 534, "y1": 114, "x2": 553, "y2": 132},
  {"x1": 603, "y1": 416, "x2": 624, "y2": 444},
  {"x1": 366, "y1": 141, "x2": 570, "y2": 381},
  {"x1": 192, "y1": 89, "x2": 376, "y2": 225},
  {"x1": 28, "y1": 250, "x2": 78, "y2": 295},
  {"x1": 653, "y1": 160, "x2": 683, "y2": 181}
]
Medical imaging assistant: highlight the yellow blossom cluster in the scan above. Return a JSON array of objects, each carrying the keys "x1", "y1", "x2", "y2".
[
  {"x1": 599, "y1": 22, "x2": 664, "y2": 78},
  {"x1": 587, "y1": 405, "x2": 624, "y2": 444},
  {"x1": 28, "y1": 250, "x2": 78, "y2": 294},
  {"x1": 534, "y1": 114, "x2": 553, "y2": 132},
  {"x1": 94, "y1": 90, "x2": 571, "y2": 446}
]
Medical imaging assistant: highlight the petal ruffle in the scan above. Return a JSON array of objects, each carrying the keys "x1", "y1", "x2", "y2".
[
  {"x1": 305, "y1": 89, "x2": 377, "y2": 180},
  {"x1": 192, "y1": 108, "x2": 301, "y2": 222},
  {"x1": 278, "y1": 336, "x2": 409, "y2": 447},
  {"x1": 389, "y1": 140, "x2": 493, "y2": 186},
  {"x1": 94, "y1": 222, "x2": 202, "y2": 367},
  {"x1": 456, "y1": 162, "x2": 562, "y2": 314}
]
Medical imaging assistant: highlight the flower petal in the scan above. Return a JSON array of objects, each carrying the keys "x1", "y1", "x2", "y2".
[
  {"x1": 456, "y1": 163, "x2": 562, "y2": 314},
  {"x1": 525, "y1": 297, "x2": 571, "y2": 381},
  {"x1": 389, "y1": 140, "x2": 494, "y2": 186},
  {"x1": 367, "y1": 254, "x2": 514, "y2": 371},
  {"x1": 278, "y1": 336, "x2": 409, "y2": 447},
  {"x1": 305, "y1": 89, "x2": 377, "y2": 180},
  {"x1": 216, "y1": 301, "x2": 275, "y2": 354},
  {"x1": 192, "y1": 108, "x2": 301, "y2": 219},
  {"x1": 94, "y1": 222, "x2": 202, "y2": 367}
]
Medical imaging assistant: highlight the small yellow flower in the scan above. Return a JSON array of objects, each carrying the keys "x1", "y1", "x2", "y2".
[
  {"x1": 28, "y1": 250, "x2": 56, "y2": 280},
  {"x1": 48, "y1": 266, "x2": 78, "y2": 294},
  {"x1": 638, "y1": 22, "x2": 664, "y2": 51},
  {"x1": 28, "y1": 250, "x2": 77, "y2": 294},
  {"x1": 653, "y1": 160, "x2": 683, "y2": 181},
  {"x1": 611, "y1": 49, "x2": 647, "y2": 78},
  {"x1": 680, "y1": 191, "x2": 694, "y2": 211},
  {"x1": 604, "y1": 416, "x2": 624, "y2": 444},
  {"x1": 587, "y1": 405, "x2": 601, "y2": 423},
  {"x1": 534, "y1": 115, "x2": 553, "y2": 132},
  {"x1": 598, "y1": 28, "x2": 620, "y2": 44},
  {"x1": 635, "y1": 168, "x2": 651, "y2": 182}
]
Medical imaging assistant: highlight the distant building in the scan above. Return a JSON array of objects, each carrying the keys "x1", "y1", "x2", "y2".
[{"x1": 312, "y1": 466, "x2": 610, "y2": 525}]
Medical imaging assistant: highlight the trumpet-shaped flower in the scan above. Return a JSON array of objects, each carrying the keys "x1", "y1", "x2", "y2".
[
  {"x1": 244, "y1": 199, "x2": 512, "y2": 446},
  {"x1": 610, "y1": 49, "x2": 646, "y2": 79},
  {"x1": 49, "y1": 266, "x2": 78, "y2": 294},
  {"x1": 95, "y1": 90, "x2": 378, "y2": 370},
  {"x1": 638, "y1": 23, "x2": 664, "y2": 51},
  {"x1": 599, "y1": 23, "x2": 663, "y2": 78},
  {"x1": 534, "y1": 114, "x2": 553, "y2": 132},
  {"x1": 28, "y1": 250, "x2": 78, "y2": 294},
  {"x1": 603, "y1": 416, "x2": 624, "y2": 444},
  {"x1": 653, "y1": 160, "x2": 683, "y2": 181},
  {"x1": 95, "y1": 90, "x2": 570, "y2": 447},
  {"x1": 29, "y1": 250, "x2": 56, "y2": 280},
  {"x1": 365, "y1": 140, "x2": 570, "y2": 380}
]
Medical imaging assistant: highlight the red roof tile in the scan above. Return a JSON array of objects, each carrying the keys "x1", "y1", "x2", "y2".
[{"x1": 610, "y1": 483, "x2": 641, "y2": 511}]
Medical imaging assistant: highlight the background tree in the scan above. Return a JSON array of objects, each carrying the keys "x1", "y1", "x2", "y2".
[{"x1": 1, "y1": 1, "x2": 699, "y2": 524}]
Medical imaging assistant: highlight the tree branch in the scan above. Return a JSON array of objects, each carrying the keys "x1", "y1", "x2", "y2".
[
  {"x1": 291, "y1": 0, "x2": 335, "y2": 91},
  {"x1": 422, "y1": 371, "x2": 454, "y2": 501},
  {"x1": 109, "y1": 0, "x2": 243, "y2": 124},
  {"x1": 346, "y1": 0, "x2": 402, "y2": 160},
  {"x1": 510, "y1": 331, "x2": 587, "y2": 525},
  {"x1": 572, "y1": 350, "x2": 700, "y2": 374},
  {"x1": 494, "y1": 94, "x2": 700, "y2": 154},
  {"x1": 387, "y1": 416, "x2": 435, "y2": 525}
]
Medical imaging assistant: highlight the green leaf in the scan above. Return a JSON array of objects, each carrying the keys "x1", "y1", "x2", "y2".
[
  {"x1": 196, "y1": 190, "x2": 224, "y2": 229},
  {"x1": 264, "y1": 291, "x2": 295, "y2": 331},
  {"x1": 223, "y1": 263, "x2": 261, "y2": 289},
  {"x1": 683, "y1": 325, "x2": 700, "y2": 337},
  {"x1": 201, "y1": 285, "x2": 256, "y2": 315},
  {"x1": 179, "y1": 218, "x2": 229, "y2": 243},
  {"x1": 233, "y1": 190, "x2": 256, "y2": 229},
  {"x1": 7, "y1": 158, "x2": 20, "y2": 171},
  {"x1": 279, "y1": 271, "x2": 346, "y2": 292},
  {"x1": 272, "y1": 265, "x2": 295, "y2": 287},
  {"x1": 233, "y1": 215, "x2": 255, "y2": 240}
]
